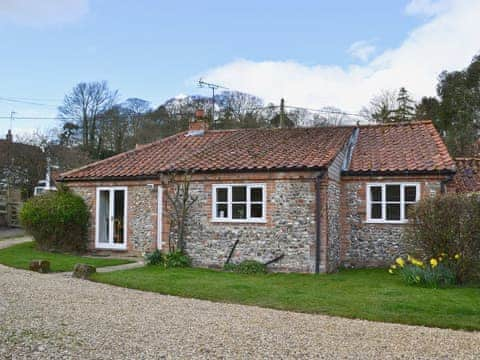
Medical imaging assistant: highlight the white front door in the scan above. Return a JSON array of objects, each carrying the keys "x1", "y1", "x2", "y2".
[{"x1": 96, "y1": 187, "x2": 127, "y2": 250}]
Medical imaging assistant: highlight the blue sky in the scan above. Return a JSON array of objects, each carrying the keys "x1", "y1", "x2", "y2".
[{"x1": 0, "y1": 0, "x2": 478, "y2": 136}]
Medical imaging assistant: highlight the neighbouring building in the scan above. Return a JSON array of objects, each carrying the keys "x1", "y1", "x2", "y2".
[
  {"x1": 0, "y1": 130, "x2": 45, "y2": 227},
  {"x1": 58, "y1": 117, "x2": 458, "y2": 273}
]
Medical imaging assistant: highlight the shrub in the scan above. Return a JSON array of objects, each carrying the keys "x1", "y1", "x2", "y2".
[
  {"x1": 390, "y1": 255, "x2": 458, "y2": 288},
  {"x1": 20, "y1": 188, "x2": 89, "y2": 253},
  {"x1": 227, "y1": 260, "x2": 267, "y2": 275},
  {"x1": 405, "y1": 193, "x2": 480, "y2": 283},
  {"x1": 165, "y1": 250, "x2": 191, "y2": 268},
  {"x1": 144, "y1": 249, "x2": 164, "y2": 266},
  {"x1": 223, "y1": 262, "x2": 237, "y2": 272}
]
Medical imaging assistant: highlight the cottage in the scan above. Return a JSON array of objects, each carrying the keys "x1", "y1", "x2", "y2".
[{"x1": 58, "y1": 118, "x2": 456, "y2": 273}]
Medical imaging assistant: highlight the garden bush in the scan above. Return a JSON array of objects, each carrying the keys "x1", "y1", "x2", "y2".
[
  {"x1": 143, "y1": 250, "x2": 191, "y2": 268},
  {"x1": 19, "y1": 187, "x2": 89, "y2": 253},
  {"x1": 224, "y1": 260, "x2": 267, "y2": 274},
  {"x1": 144, "y1": 249, "x2": 164, "y2": 266},
  {"x1": 165, "y1": 250, "x2": 191, "y2": 268},
  {"x1": 405, "y1": 193, "x2": 480, "y2": 283}
]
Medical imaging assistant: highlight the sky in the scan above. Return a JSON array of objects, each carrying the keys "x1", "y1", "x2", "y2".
[{"x1": 0, "y1": 0, "x2": 479, "y2": 137}]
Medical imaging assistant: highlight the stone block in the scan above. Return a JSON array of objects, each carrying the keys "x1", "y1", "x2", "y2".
[
  {"x1": 29, "y1": 260, "x2": 50, "y2": 273},
  {"x1": 73, "y1": 263, "x2": 96, "y2": 279}
]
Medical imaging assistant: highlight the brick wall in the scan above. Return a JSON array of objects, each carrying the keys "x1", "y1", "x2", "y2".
[
  {"x1": 339, "y1": 176, "x2": 444, "y2": 268},
  {"x1": 69, "y1": 180, "x2": 160, "y2": 255},
  {"x1": 67, "y1": 171, "x2": 326, "y2": 272}
]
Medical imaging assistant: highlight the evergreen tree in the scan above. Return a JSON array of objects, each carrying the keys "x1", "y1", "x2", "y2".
[{"x1": 395, "y1": 87, "x2": 415, "y2": 122}]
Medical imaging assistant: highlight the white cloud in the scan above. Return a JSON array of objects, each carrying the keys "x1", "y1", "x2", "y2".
[
  {"x1": 0, "y1": 0, "x2": 89, "y2": 26},
  {"x1": 405, "y1": 0, "x2": 450, "y2": 16},
  {"x1": 200, "y1": 0, "x2": 480, "y2": 114},
  {"x1": 348, "y1": 40, "x2": 376, "y2": 62}
]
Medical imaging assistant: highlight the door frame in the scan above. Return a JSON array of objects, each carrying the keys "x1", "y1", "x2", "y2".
[
  {"x1": 95, "y1": 186, "x2": 128, "y2": 250},
  {"x1": 157, "y1": 185, "x2": 163, "y2": 250}
]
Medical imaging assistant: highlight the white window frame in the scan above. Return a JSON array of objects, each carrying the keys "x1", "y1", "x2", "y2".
[
  {"x1": 366, "y1": 183, "x2": 420, "y2": 224},
  {"x1": 211, "y1": 184, "x2": 266, "y2": 223},
  {"x1": 95, "y1": 186, "x2": 128, "y2": 250},
  {"x1": 157, "y1": 185, "x2": 163, "y2": 250}
]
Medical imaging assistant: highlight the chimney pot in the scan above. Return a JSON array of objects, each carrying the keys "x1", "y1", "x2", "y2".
[
  {"x1": 195, "y1": 109, "x2": 205, "y2": 119},
  {"x1": 188, "y1": 109, "x2": 208, "y2": 134}
]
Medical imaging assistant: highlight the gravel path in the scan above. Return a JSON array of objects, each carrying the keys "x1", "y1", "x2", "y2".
[{"x1": 1, "y1": 265, "x2": 479, "y2": 359}]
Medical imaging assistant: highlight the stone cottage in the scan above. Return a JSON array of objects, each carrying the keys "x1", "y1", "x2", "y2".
[{"x1": 58, "y1": 119, "x2": 456, "y2": 273}]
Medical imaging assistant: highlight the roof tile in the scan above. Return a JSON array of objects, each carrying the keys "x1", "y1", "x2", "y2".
[{"x1": 347, "y1": 121, "x2": 455, "y2": 174}]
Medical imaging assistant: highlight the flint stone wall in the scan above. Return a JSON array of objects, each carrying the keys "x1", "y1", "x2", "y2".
[{"x1": 182, "y1": 180, "x2": 318, "y2": 272}]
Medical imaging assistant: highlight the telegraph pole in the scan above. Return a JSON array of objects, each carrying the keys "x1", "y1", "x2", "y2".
[
  {"x1": 9, "y1": 111, "x2": 16, "y2": 132},
  {"x1": 198, "y1": 79, "x2": 228, "y2": 129},
  {"x1": 280, "y1": 98, "x2": 285, "y2": 128}
]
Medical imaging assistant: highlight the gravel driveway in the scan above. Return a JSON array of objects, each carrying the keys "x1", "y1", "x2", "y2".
[{"x1": 1, "y1": 265, "x2": 479, "y2": 359}]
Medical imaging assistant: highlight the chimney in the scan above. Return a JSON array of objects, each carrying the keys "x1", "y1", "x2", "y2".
[
  {"x1": 6, "y1": 129, "x2": 12, "y2": 142},
  {"x1": 187, "y1": 109, "x2": 208, "y2": 135}
]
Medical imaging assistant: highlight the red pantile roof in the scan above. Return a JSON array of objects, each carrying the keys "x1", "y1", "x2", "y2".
[
  {"x1": 60, "y1": 127, "x2": 353, "y2": 180},
  {"x1": 450, "y1": 158, "x2": 480, "y2": 193},
  {"x1": 346, "y1": 121, "x2": 455, "y2": 174},
  {"x1": 60, "y1": 121, "x2": 456, "y2": 181}
]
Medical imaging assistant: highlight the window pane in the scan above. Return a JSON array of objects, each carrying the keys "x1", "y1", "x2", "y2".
[
  {"x1": 216, "y1": 188, "x2": 227, "y2": 202},
  {"x1": 216, "y1": 204, "x2": 228, "y2": 218},
  {"x1": 386, "y1": 204, "x2": 401, "y2": 220},
  {"x1": 250, "y1": 188, "x2": 263, "y2": 202},
  {"x1": 113, "y1": 190, "x2": 125, "y2": 244},
  {"x1": 370, "y1": 186, "x2": 382, "y2": 202},
  {"x1": 98, "y1": 190, "x2": 110, "y2": 243},
  {"x1": 404, "y1": 186, "x2": 417, "y2": 202},
  {"x1": 250, "y1": 204, "x2": 263, "y2": 218},
  {"x1": 232, "y1": 204, "x2": 247, "y2": 219},
  {"x1": 371, "y1": 204, "x2": 382, "y2": 219},
  {"x1": 386, "y1": 185, "x2": 400, "y2": 202},
  {"x1": 232, "y1": 186, "x2": 246, "y2": 202}
]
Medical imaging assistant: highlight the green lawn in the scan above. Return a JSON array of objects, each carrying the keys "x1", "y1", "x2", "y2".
[
  {"x1": 0, "y1": 241, "x2": 133, "y2": 272},
  {"x1": 92, "y1": 266, "x2": 480, "y2": 331}
]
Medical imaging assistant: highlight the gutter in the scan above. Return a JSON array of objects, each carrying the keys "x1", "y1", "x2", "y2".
[{"x1": 315, "y1": 171, "x2": 326, "y2": 274}]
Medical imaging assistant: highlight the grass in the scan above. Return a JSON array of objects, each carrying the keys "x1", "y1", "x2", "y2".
[
  {"x1": 0, "y1": 241, "x2": 134, "y2": 272},
  {"x1": 91, "y1": 266, "x2": 480, "y2": 331}
]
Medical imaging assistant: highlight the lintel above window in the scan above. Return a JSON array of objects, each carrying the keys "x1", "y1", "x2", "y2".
[
  {"x1": 212, "y1": 184, "x2": 266, "y2": 223},
  {"x1": 366, "y1": 183, "x2": 420, "y2": 223}
]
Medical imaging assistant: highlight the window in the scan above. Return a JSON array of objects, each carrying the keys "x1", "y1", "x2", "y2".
[
  {"x1": 366, "y1": 183, "x2": 420, "y2": 223},
  {"x1": 212, "y1": 184, "x2": 266, "y2": 222}
]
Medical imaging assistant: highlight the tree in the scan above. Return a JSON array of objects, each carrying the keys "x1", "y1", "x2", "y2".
[
  {"x1": 395, "y1": 87, "x2": 415, "y2": 122},
  {"x1": 312, "y1": 106, "x2": 347, "y2": 126},
  {"x1": 361, "y1": 90, "x2": 398, "y2": 123},
  {"x1": 123, "y1": 98, "x2": 151, "y2": 144},
  {"x1": 0, "y1": 136, "x2": 46, "y2": 198},
  {"x1": 433, "y1": 55, "x2": 480, "y2": 156},
  {"x1": 163, "y1": 172, "x2": 198, "y2": 253},
  {"x1": 415, "y1": 97, "x2": 441, "y2": 122},
  {"x1": 58, "y1": 81, "x2": 118, "y2": 157}
]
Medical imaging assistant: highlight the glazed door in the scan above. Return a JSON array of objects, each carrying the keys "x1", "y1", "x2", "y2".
[{"x1": 96, "y1": 187, "x2": 127, "y2": 249}]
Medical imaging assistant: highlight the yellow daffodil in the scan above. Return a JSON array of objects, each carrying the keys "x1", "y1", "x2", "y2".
[
  {"x1": 454, "y1": 254, "x2": 461, "y2": 260},
  {"x1": 438, "y1": 256, "x2": 443, "y2": 262},
  {"x1": 391, "y1": 265, "x2": 397, "y2": 270},
  {"x1": 395, "y1": 257, "x2": 405, "y2": 267},
  {"x1": 430, "y1": 258, "x2": 438, "y2": 268},
  {"x1": 410, "y1": 257, "x2": 424, "y2": 267},
  {"x1": 388, "y1": 269, "x2": 394, "y2": 274}
]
